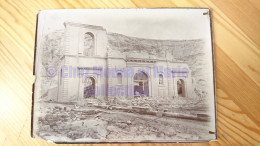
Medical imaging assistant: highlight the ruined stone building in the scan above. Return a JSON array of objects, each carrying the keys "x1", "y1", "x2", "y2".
[{"x1": 56, "y1": 22, "x2": 194, "y2": 102}]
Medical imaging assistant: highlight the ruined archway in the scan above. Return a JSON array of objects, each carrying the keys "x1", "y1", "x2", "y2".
[
  {"x1": 83, "y1": 77, "x2": 95, "y2": 98},
  {"x1": 177, "y1": 79, "x2": 186, "y2": 97},
  {"x1": 134, "y1": 71, "x2": 149, "y2": 97}
]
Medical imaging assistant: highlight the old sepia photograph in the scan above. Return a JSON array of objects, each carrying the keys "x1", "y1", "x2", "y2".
[{"x1": 32, "y1": 9, "x2": 216, "y2": 143}]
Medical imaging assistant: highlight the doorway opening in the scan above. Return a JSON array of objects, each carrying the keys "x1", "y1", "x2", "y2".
[
  {"x1": 134, "y1": 71, "x2": 149, "y2": 97},
  {"x1": 177, "y1": 79, "x2": 186, "y2": 97},
  {"x1": 83, "y1": 77, "x2": 95, "y2": 98}
]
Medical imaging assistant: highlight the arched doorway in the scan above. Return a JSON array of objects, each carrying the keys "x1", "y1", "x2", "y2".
[
  {"x1": 134, "y1": 72, "x2": 149, "y2": 97},
  {"x1": 177, "y1": 79, "x2": 186, "y2": 97},
  {"x1": 83, "y1": 77, "x2": 95, "y2": 98}
]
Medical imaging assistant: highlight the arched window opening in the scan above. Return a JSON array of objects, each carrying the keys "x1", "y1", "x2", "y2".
[
  {"x1": 84, "y1": 32, "x2": 95, "y2": 56},
  {"x1": 117, "y1": 72, "x2": 122, "y2": 84},
  {"x1": 159, "y1": 74, "x2": 163, "y2": 84}
]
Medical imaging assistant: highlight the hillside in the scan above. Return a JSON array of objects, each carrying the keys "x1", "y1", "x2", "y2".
[
  {"x1": 107, "y1": 33, "x2": 210, "y2": 91},
  {"x1": 39, "y1": 30, "x2": 65, "y2": 96}
]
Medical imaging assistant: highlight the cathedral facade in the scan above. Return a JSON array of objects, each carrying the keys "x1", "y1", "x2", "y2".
[{"x1": 57, "y1": 22, "x2": 194, "y2": 102}]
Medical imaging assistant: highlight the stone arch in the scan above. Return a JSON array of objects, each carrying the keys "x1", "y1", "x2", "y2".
[
  {"x1": 134, "y1": 71, "x2": 149, "y2": 97},
  {"x1": 83, "y1": 32, "x2": 95, "y2": 56},
  {"x1": 117, "y1": 72, "x2": 122, "y2": 84},
  {"x1": 159, "y1": 74, "x2": 163, "y2": 85},
  {"x1": 83, "y1": 77, "x2": 95, "y2": 98},
  {"x1": 177, "y1": 79, "x2": 186, "y2": 97}
]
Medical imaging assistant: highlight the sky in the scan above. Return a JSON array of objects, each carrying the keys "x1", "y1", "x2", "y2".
[{"x1": 38, "y1": 9, "x2": 211, "y2": 40}]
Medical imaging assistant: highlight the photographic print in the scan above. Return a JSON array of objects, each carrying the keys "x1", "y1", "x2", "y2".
[{"x1": 32, "y1": 9, "x2": 216, "y2": 143}]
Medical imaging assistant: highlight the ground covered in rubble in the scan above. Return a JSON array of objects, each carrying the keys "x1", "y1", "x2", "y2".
[{"x1": 35, "y1": 99, "x2": 215, "y2": 142}]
